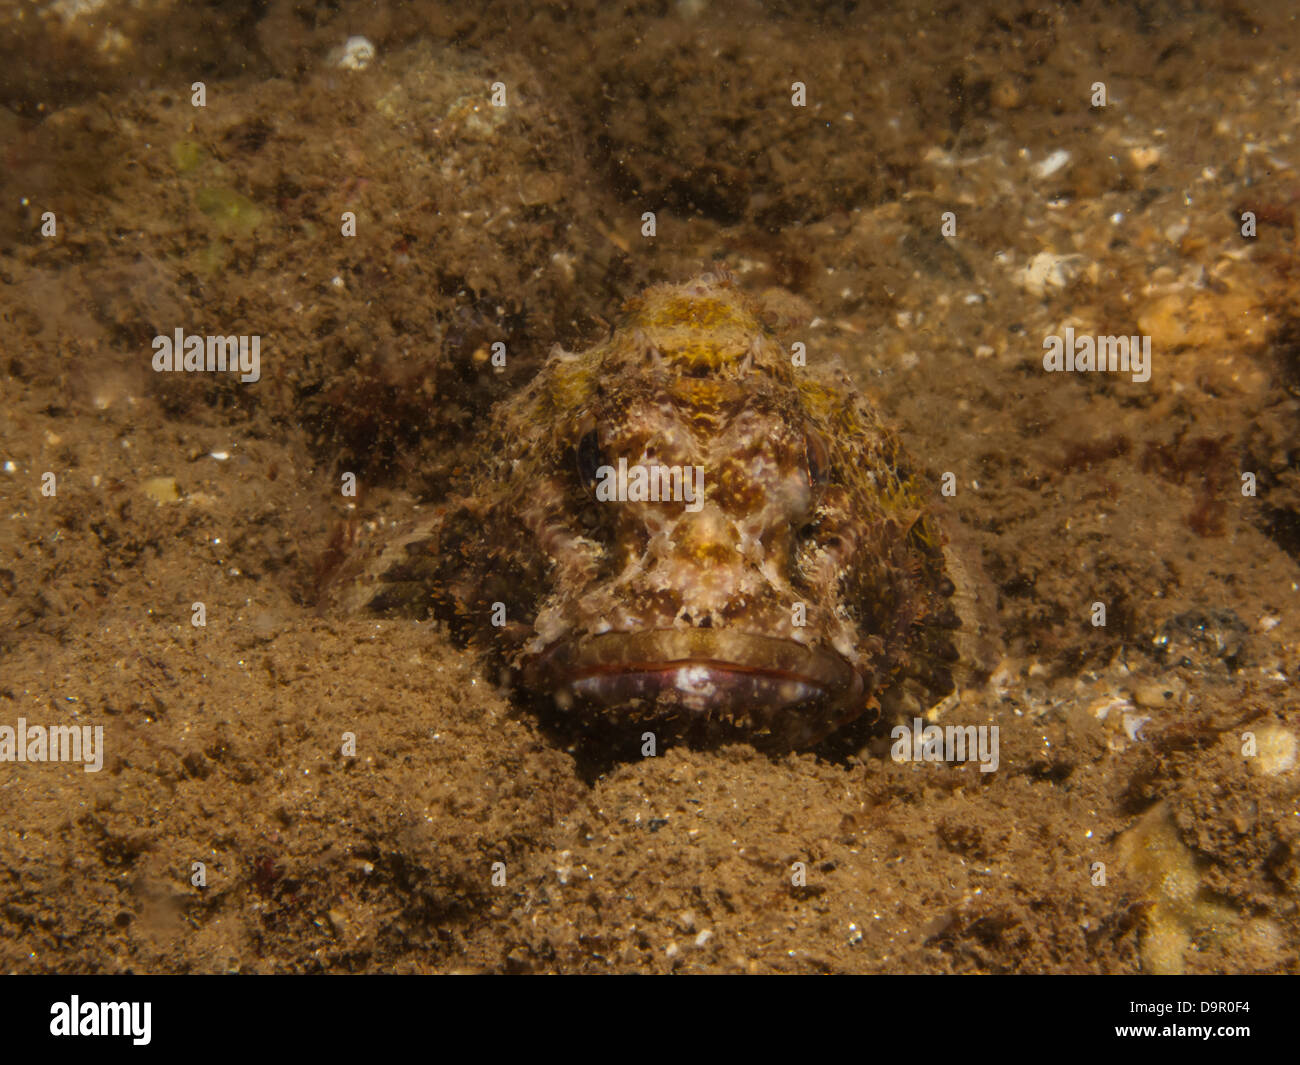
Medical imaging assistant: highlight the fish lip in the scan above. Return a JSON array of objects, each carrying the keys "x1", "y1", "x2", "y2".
[{"x1": 524, "y1": 629, "x2": 861, "y2": 713}]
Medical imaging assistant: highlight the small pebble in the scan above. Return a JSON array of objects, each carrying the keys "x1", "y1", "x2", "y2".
[
  {"x1": 1129, "y1": 146, "x2": 1161, "y2": 171},
  {"x1": 1133, "y1": 682, "x2": 1171, "y2": 708},
  {"x1": 991, "y1": 78, "x2": 1022, "y2": 110},
  {"x1": 1250, "y1": 724, "x2": 1297, "y2": 776},
  {"x1": 1032, "y1": 149, "x2": 1072, "y2": 180}
]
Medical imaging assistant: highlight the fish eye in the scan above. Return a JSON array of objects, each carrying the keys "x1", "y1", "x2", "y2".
[
  {"x1": 804, "y1": 428, "x2": 831, "y2": 486},
  {"x1": 575, "y1": 427, "x2": 607, "y2": 490}
]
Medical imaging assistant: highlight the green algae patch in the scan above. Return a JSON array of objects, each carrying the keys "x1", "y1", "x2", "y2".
[
  {"x1": 196, "y1": 187, "x2": 265, "y2": 235},
  {"x1": 171, "y1": 139, "x2": 206, "y2": 174},
  {"x1": 195, "y1": 242, "x2": 229, "y2": 277}
]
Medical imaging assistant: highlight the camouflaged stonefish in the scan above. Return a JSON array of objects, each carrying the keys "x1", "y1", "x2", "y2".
[{"x1": 340, "y1": 273, "x2": 962, "y2": 749}]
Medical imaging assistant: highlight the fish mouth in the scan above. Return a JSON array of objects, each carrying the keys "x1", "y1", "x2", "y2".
[{"x1": 524, "y1": 629, "x2": 862, "y2": 718}]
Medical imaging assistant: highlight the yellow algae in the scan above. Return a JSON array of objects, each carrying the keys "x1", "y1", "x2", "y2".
[
  {"x1": 1115, "y1": 802, "x2": 1238, "y2": 974},
  {"x1": 170, "y1": 139, "x2": 206, "y2": 174},
  {"x1": 141, "y1": 477, "x2": 181, "y2": 503},
  {"x1": 196, "y1": 187, "x2": 265, "y2": 235}
]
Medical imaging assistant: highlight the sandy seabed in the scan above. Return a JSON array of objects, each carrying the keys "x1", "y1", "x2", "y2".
[{"x1": 0, "y1": 0, "x2": 1298, "y2": 973}]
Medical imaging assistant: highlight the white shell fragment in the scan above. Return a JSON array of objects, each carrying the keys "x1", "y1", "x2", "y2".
[{"x1": 336, "y1": 36, "x2": 376, "y2": 71}]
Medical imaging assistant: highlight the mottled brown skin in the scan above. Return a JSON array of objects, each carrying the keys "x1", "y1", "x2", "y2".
[{"x1": 341, "y1": 273, "x2": 959, "y2": 749}]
